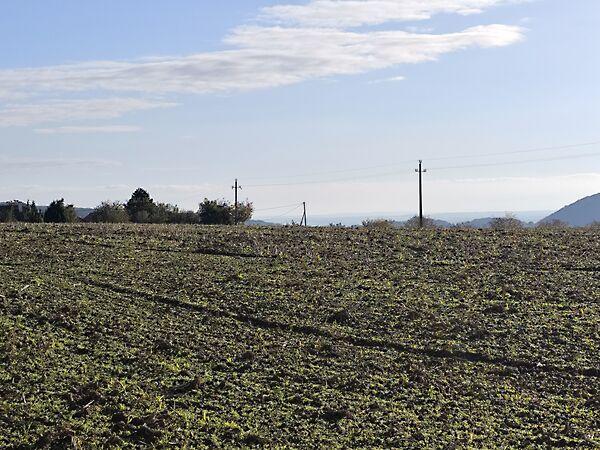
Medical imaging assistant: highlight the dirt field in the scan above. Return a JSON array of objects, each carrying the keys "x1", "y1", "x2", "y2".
[{"x1": 1, "y1": 224, "x2": 598, "y2": 448}]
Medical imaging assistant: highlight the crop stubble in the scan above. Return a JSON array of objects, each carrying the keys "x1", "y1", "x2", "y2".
[{"x1": 0, "y1": 224, "x2": 598, "y2": 448}]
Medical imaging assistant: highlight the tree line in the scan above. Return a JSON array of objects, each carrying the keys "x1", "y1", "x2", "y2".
[
  {"x1": 0, "y1": 188, "x2": 253, "y2": 225},
  {"x1": 360, "y1": 215, "x2": 597, "y2": 230}
]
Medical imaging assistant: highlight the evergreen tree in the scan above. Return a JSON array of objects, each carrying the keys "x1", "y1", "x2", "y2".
[
  {"x1": 44, "y1": 199, "x2": 78, "y2": 223},
  {"x1": 126, "y1": 188, "x2": 156, "y2": 223},
  {"x1": 23, "y1": 201, "x2": 43, "y2": 223}
]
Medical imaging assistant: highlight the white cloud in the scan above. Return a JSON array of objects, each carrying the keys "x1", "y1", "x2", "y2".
[
  {"x1": 0, "y1": 1, "x2": 526, "y2": 126},
  {"x1": 0, "y1": 25, "x2": 523, "y2": 102},
  {"x1": 0, "y1": 157, "x2": 121, "y2": 171},
  {"x1": 369, "y1": 75, "x2": 406, "y2": 84},
  {"x1": 406, "y1": 26, "x2": 435, "y2": 33},
  {"x1": 0, "y1": 98, "x2": 176, "y2": 127},
  {"x1": 262, "y1": 0, "x2": 528, "y2": 28},
  {"x1": 34, "y1": 125, "x2": 142, "y2": 134}
]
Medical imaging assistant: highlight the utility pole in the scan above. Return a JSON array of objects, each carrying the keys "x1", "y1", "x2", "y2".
[
  {"x1": 301, "y1": 202, "x2": 307, "y2": 226},
  {"x1": 232, "y1": 179, "x2": 242, "y2": 225},
  {"x1": 415, "y1": 160, "x2": 427, "y2": 228}
]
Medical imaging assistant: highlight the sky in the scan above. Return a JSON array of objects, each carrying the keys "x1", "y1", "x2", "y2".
[{"x1": 1, "y1": 0, "x2": 599, "y2": 221}]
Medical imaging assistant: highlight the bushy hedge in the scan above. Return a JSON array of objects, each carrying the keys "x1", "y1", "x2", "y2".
[
  {"x1": 0, "y1": 201, "x2": 43, "y2": 223},
  {"x1": 84, "y1": 190, "x2": 253, "y2": 225},
  {"x1": 43, "y1": 199, "x2": 79, "y2": 223}
]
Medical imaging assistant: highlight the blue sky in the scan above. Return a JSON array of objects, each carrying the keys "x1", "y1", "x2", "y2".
[{"x1": 1, "y1": 0, "x2": 599, "y2": 219}]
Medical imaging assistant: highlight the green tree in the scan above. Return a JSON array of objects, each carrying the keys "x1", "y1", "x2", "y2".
[
  {"x1": 198, "y1": 199, "x2": 253, "y2": 225},
  {"x1": 23, "y1": 201, "x2": 43, "y2": 223},
  {"x1": 173, "y1": 210, "x2": 200, "y2": 224},
  {"x1": 150, "y1": 203, "x2": 177, "y2": 224},
  {"x1": 44, "y1": 199, "x2": 78, "y2": 223},
  {"x1": 151, "y1": 203, "x2": 200, "y2": 224},
  {"x1": 199, "y1": 199, "x2": 233, "y2": 225},
  {"x1": 404, "y1": 216, "x2": 437, "y2": 229},
  {"x1": 85, "y1": 201, "x2": 130, "y2": 223},
  {"x1": 234, "y1": 201, "x2": 254, "y2": 224},
  {"x1": 489, "y1": 214, "x2": 524, "y2": 230},
  {"x1": 0, "y1": 203, "x2": 17, "y2": 222},
  {"x1": 126, "y1": 188, "x2": 156, "y2": 223},
  {"x1": 362, "y1": 219, "x2": 395, "y2": 230},
  {"x1": 0, "y1": 201, "x2": 43, "y2": 223}
]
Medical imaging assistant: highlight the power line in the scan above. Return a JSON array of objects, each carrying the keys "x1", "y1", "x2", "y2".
[
  {"x1": 246, "y1": 151, "x2": 600, "y2": 188},
  {"x1": 245, "y1": 170, "x2": 412, "y2": 188},
  {"x1": 254, "y1": 202, "x2": 303, "y2": 212},
  {"x1": 263, "y1": 204, "x2": 303, "y2": 219},
  {"x1": 430, "y1": 151, "x2": 600, "y2": 171},
  {"x1": 426, "y1": 140, "x2": 600, "y2": 162},
  {"x1": 244, "y1": 158, "x2": 416, "y2": 181},
  {"x1": 243, "y1": 140, "x2": 600, "y2": 182}
]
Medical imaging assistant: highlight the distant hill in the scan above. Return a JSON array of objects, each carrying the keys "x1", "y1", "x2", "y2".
[
  {"x1": 246, "y1": 219, "x2": 280, "y2": 227},
  {"x1": 540, "y1": 193, "x2": 600, "y2": 227},
  {"x1": 456, "y1": 217, "x2": 496, "y2": 228},
  {"x1": 427, "y1": 218, "x2": 453, "y2": 228},
  {"x1": 75, "y1": 208, "x2": 95, "y2": 219}
]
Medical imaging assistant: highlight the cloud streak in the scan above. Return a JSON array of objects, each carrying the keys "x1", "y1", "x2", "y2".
[
  {"x1": 0, "y1": 98, "x2": 175, "y2": 127},
  {"x1": 0, "y1": 26, "x2": 523, "y2": 98},
  {"x1": 0, "y1": 157, "x2": 121, "y2": 172},
  {"x1": 262, "y1": 0, "x2": 528, "y2": 27},
  {"x1": 0, "y1": 0, "x2": 526, "y2": 126},
  {"x1": 369, "y1": 75, "x2": 406, "y2": 84},
  {"x1": 34, "y1": 125, "x2": 142, "y2": 134}
]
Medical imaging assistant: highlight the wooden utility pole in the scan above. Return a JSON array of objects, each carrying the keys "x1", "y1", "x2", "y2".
[
  {"x1": 301, "y1": 202, "x2": 307, "y2": 226},
  {"x1": 415, "y1": 160, "x2": 427, "y2": 228},
  {"x1": 232, "y1": 179, "x2": 242, "y2": 224}
]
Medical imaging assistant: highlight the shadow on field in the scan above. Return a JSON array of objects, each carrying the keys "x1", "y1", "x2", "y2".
[{"x1": 80, "y1": 277, "x2": 600, "y2": 379}]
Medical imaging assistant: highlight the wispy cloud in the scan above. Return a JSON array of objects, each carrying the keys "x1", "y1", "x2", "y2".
[
  {"x1": 0, "y1": 0, "x2": 527, "y2": 126},
  {"x1": 0, "y1": 98, "x2": 176, "y2": 127},
  {"x1": 0, "y1": 98, "x2": 175, "y2": 128},
  {"x1": 34, "y1": 125, "x2": 142, "y2": 134},
  {"x1": 0, "y1": 157, "x2": 121, "y2": 171},
  {"x1": 369, "y1": 75, "x2": 406, "y2": 84},
  {"x1": 0, "y1": 26, "x2": 523, "y2": 99},
  {"x1": 262, "y1": 0, "x2": 528, "y2": 27}
]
